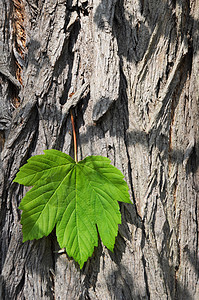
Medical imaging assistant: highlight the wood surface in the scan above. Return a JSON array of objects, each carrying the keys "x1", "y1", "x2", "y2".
[{"x1": 0, "y1": 0, "x2": 198, "y2": 299}]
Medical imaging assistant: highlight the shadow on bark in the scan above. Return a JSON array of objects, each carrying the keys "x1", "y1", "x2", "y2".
[
  {"x1": 160, "y1": 255, "x2": 195, "y2": 300},
  {"x1": 0, "y1": 237, "x2": 54, "y2": 300},
  {"x1": 80, "y1": 49, "x2": 197, "y2": 174},
  {"x1": 94, "y1": 0, "x2": 197, "y2": 63},
  {"x1": 106, "y1": 265, "x2": 140, "y2": 300}
]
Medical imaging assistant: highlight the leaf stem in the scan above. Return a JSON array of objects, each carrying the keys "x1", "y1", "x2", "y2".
[{"x1": 70, "y1": 109, "x2": 77, "y2": 163}]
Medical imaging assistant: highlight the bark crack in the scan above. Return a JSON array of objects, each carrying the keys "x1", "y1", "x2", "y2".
[{"x1": 142, "y1": 254, "x2": 151, "y2": 300}]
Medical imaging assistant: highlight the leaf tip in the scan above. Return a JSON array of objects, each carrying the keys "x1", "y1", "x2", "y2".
[
  {"x1": 13, "y1": 175, "x2": 19, "y2": 183},
  {"x1": 22, "y1": 236, "x2": 28, "y2": 243},
  {"x1": 79, "y1": 262, "x2": 85, "y2": 269}
]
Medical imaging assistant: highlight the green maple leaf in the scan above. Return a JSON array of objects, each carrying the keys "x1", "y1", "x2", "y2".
[{"x1": 14, "y1": 149, "x2": 132, "y2": 268}]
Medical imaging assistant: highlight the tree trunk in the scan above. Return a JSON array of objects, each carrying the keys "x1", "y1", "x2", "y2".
[{"x1": 0, "y1": 0, "x2": 198, "y2": 299}]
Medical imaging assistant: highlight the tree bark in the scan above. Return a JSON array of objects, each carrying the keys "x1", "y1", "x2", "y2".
[{"x1": 0, "y1": 0, "x2": 198, "y2": 299}]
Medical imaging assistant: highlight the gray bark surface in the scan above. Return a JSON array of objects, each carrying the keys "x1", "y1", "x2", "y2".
[{"x1": 0, "y1": 0, "x2": 198, "y2": 299}]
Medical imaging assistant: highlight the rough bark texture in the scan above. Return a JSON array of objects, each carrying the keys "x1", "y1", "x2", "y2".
[{"x1": 0, "y1": 0, "x2": 199, "y2": 299}]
